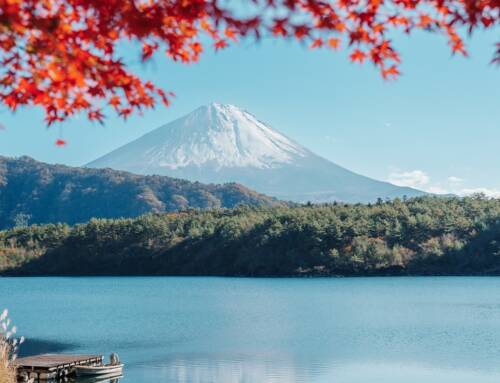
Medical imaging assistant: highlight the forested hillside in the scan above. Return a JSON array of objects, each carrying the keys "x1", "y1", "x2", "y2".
[
  {"x1": 1, "y1": 196, "x2": 500, "y2": 276},
  {"x1": 0, "y1": 156, "x2": 283, "y2": 229}
]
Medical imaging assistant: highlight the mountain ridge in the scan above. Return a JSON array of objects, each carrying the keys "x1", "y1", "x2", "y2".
[
  {"x1": 88, "y1": 103, "x2": 426, "y2": 203},
  {"x1": 0, "y1": 155, "x2": 284, "y2": 229}
]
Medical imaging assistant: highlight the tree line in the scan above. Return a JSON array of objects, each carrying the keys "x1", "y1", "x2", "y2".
[{"x1": 1, "y1": 195, "x2": 500, "y2": 276}]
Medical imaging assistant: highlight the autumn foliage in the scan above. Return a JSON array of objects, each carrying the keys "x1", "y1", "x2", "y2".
[{"x1": 0, "y1": 0, "x2": 498, "y2": 125}]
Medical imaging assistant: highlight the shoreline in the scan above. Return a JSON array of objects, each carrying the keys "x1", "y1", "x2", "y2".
[{"x1": 3, "y1": 272, "x2": 500, "y2": 278}]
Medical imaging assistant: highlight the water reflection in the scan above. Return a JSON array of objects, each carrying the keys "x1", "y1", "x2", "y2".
[
  {"x1": 140, "y1": 354, "x2": 321, "y2": 383},
  {"x1": 138, "y1": 357, "x2": 500, "y2": 383},
  {"x1": 72, "y1": 374, "x2": 123, "y2": 383}
]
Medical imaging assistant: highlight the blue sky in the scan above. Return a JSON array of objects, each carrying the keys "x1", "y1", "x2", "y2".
[{"x1": 0, "y1": 29, "x2": 499, "y2": 196}]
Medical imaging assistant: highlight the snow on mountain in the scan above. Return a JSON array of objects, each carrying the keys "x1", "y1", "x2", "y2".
[
  {"x1": 87, "y1": 103, "x2": 426, "y2": 203},
  {"x1": 92, "y1": 103, "x2": 308, "y2": 171}
]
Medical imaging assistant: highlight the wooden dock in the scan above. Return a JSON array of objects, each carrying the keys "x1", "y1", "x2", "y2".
[{"x1": 15, "y1": 354, "x2": 103, "y2": 380}]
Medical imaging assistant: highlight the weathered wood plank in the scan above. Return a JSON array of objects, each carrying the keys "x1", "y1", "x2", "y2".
[{"x1": 15, "y1": 354, "x2": 102, "y2": 369}]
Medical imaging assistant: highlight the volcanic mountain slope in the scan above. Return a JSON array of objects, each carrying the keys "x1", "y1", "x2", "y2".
[
  {"x1": 0, "y1": 156, "x2": 283, "y2": 229},
  {"x1": 88, "y1": 103, "x2": 426, "y2": 203}
]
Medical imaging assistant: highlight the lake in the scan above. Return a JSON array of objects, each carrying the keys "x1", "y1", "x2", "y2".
[{"x1": 2, "y1": 277, "x2": 500, "y2": 383}]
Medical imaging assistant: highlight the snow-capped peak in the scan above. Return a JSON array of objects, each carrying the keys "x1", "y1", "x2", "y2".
[{"x1": 94, "y1": 103, "x2": 309, "y2": 171}]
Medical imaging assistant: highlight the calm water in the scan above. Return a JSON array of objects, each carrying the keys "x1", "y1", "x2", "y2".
[{"x1": 2, "y1": 277, "x2": 500, "y2": 383}]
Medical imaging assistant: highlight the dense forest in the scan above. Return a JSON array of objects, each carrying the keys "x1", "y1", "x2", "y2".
[
  {"x1": 0, "y1": 156, "x2": 282, "y2": 229},
  {"x1": 1, "y1": 196, "x2": 500, "y2": 276}
]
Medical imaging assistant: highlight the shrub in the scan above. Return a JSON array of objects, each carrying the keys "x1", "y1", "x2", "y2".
[{"x1": 0, "y1": 309, "x2": 24, "y2": 383}]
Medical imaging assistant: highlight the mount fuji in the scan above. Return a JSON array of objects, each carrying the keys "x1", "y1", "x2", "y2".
[{"x1": 87, "y1": 103, "x2": 426, "y2": 203}]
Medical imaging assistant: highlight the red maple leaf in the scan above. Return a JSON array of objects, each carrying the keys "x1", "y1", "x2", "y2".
[
  {"x1": 350, "y1": 49, "x2": 366, "y2": 63},
  {"x1": 0, "y1": 0, "x2": 495, "y2": 127}
]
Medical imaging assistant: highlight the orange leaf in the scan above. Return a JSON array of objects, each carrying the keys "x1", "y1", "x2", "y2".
[
  {"x1": 328, "y1": 38, "x2": 341, "y2": 50},
  {"x1": 190, "y1": 42, "x2": 203, "y2": 55},
  {"x1": 310, "y1": 38, "x2": 323, "y2": 49},
  {"x1": 418, "y1": 15, "x2": 433, "y2": 28},
  {"x1": 294, "y1": 26, "x2": 310, "y2": 39},
  {"x1": 142, "y1": 43, "x2": 158, "y2": 61},
  {"x1": 224, "y1": 28, "x2": 238, "y2": 41},
  {"x1": 214, "y1": 39, "x2": 228, "y2": 51},
  {"x1": 382, "y1": 65, "x2": 400, "y2": 79},
  {"x1": 350, "y1": 49, "x2": 366, "y2": 63},
  {"x1": 109, "y1": 95, "x2": 121, "y2": 107}
]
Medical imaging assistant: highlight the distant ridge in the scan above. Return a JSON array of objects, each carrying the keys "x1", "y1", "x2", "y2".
[
  {"x1": 88, "y1": 103, "x2": 426, "y2": 203},
  {"x1": 0, "y1": 155, "x2": 283, "y2": 229}
]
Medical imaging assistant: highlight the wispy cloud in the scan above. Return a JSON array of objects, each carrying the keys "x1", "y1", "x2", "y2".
[
  {"x1": 387, "y1": 169, "x2": 500, "y2": 198},
  {"x1": 459, "y1": 188, "x2": 500, "y2": 198},
  {"x1": 388, "y1": 170, "x2": 430, "y2": 188}
]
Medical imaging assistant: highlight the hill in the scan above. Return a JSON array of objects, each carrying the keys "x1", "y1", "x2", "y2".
[{"x1": 0, "y1": 156, "x2": 283, "y2": 229}]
